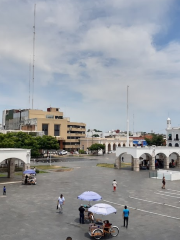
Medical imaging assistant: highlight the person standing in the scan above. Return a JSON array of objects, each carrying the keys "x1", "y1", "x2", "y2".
[
  {"x1": 79, "y1": 204, "x2": 85, "y2": 224},
  {"x1": 112, "y1": 180, "x2": 117, "y2": 192},
  {"x1": 122, "y1": 157, "x2": 124, "y2": 162},
  {"x1": 162, "y1": 176, "x2": 166, "y2": 189},
  {"x1": 57, "y1": 194, "x2": 65, "y2": 213},
  {"x1": 123, "y1": 206, "x2": 129, "y2": 228},
  {"x1": 3, "y1": 186, "x2": 6, "y2": 195}
]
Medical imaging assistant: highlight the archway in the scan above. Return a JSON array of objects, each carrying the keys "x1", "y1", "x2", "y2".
[
  {"x1": 113, "y1": 143, "x2": 116, "y2": 151},
  {"x1": 0, "y1": 158, "x2": 26, "y2": 178},
  {"x1": 118, "y1": 143, "x2": 121, "y2": 147},
  {"x1": 139, "y1": 153, "x2": 153, "y2": 170},
  {"x1": 175, "y1": 143, "x2": 179, "y2": 147},
  {"x1": 169, "y1": 152, "x2": 180, "y2": 168},
  {"x1": 123, "y1": 143, "x2": 126, "y2": 147},
  {"x1": 169, "y1": 143, "x2": 172, "y2": 147},
  {"x1": 115, "y1": 152, "x2": 133, "y2": 170},
  {"x1": 155, "y1": 153, "x2": 168, "y2": 169},
  {"x1": 108, "y1": 143, "x2": 111, "y2": 152},
  {"x1": 0, "y1": 149, "x2": 31, "y2": 178}
]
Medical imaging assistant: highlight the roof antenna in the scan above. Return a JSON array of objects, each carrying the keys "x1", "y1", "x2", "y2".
[{"x1": 32, "y1": 4, "x2": 36, "y2": 109}]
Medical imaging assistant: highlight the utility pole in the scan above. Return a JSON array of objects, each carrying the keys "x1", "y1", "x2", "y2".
[
  {"x1": 127, "y1": 86, "x2": 129, "y2": 147},
  {"x1": 32, "y1": 4, "x2": 36, "y2": 109}
]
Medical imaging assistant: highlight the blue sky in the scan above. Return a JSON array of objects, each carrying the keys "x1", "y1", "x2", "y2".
[{"x1": 1, "y1": 0, "x2": 180, "y2": 133}]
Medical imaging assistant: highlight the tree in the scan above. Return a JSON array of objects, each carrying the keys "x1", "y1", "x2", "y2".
[
  {"x1": 88, "y1": 143, "x2": 105, "y2": 155},
  {"x1": 145, "y1": 134, "x2": 164, "y2": 146},
  {"x1": 92, "y1": 134, "x2": 99, "y2": 137},
  {"x1": 0, "y1": 132, "x2": 59, "y2": 157}
]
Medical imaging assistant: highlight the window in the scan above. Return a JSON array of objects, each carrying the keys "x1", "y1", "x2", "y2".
[
  {"x1": 54, "y1": 124, "x2": 60, "y2": 136},
  {"x1": 175, "y1": 143, "x2": 179, "y2": 147},
  {"x1": 42, "y1": 124, "x2": 48, "y2": 135},
  {"x1": 55, "y1": 116, "x2": 63, "y2": 119},
  {"x1": 46, "y1": 115, "x2": 54, "y2": 119}
]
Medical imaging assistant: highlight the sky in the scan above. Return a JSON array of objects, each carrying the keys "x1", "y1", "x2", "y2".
[{"x1": 1, "y1": 0, "x2": 180, "y2": 133}]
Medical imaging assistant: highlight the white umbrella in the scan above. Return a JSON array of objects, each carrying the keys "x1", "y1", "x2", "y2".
[
  {"x1": 77, "y1": 191, "x2": 102, "y2": 201},
  {"x1": 88, "y1": 203, "x2": 116, "y2": 215}
]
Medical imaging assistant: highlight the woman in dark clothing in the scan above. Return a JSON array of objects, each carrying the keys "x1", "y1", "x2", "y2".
[{"x1": 162, "y1": 176, "x2": 165, "y2": 189}]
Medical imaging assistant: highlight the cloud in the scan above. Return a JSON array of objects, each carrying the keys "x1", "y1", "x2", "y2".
[{"x1": 0, "y1": 0, "x2": 180, "y2": 132}]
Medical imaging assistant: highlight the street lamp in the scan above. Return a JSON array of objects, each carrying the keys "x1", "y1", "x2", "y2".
[{"x1": 49, "y1": 152, "x2": 51, "y2": 166}]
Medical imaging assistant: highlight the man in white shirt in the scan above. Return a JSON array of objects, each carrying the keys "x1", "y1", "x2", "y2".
[
  {"x1": 57, "y1": 194, "x2": 65, "y2": 213},
  {"x1": 112, "y1": 180, "x2": 117, "y2": 192}
]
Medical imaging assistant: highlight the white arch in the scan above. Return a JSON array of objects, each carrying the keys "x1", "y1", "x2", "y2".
[{"x1": 0, "y1": 148, "x2": 31, "y2": 165}]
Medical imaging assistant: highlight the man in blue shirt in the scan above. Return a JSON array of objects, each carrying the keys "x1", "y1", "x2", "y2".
[{"x1": 123, "y1": 205, "x2": 129, "y2": 228}]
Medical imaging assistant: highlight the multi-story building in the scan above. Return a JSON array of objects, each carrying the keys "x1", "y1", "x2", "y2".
[
  {"x1": 4, "y1": 107, "x2": 86, "y2": 151},
  {"x1": 166, "y1": 118, "x2": 180, "y2": 147}
]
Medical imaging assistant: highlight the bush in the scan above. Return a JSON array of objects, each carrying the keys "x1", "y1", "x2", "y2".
[
  {"x1": 79, "y1": 150, "x2": 86, "y2": 154},
  {"x1": 35, "y1": 169, "x2": 39, "y2": 174}
]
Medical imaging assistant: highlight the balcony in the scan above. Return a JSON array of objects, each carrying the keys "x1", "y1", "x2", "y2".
[
  {"x1": 168, "y1": 138, "x2": 172, "y2": 141},
  {"x1": 174, "y1": 138, "x2": 179, "y2": 141}
]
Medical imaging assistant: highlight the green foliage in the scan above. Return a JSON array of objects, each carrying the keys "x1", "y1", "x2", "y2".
[
  {"x1": 79, "y1": 149, "x2": 86, "y2": 154},
  {"x1": 145, "y1": 134, "x2": 164, "y2": 146},
  {"x1": 92, "y1": 134, "x2": 99, "y2": 137},
  {"x1": 0, "y1": 132, "x2": 59, "y2": 157},
  {"x1": 89, "y1": 143, "x2": 105, "y2": 155},
  {"x1": 35, "y1": 169, "x2": 39, "y2": 173}
]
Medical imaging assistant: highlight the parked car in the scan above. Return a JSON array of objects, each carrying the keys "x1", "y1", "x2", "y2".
[{"x1": 58, "y1": 150, "x2": 68, "y2": 155}]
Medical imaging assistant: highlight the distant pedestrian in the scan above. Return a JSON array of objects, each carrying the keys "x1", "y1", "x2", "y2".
[
  {"x1": 57, "y1": 194, "x2": 65, "y2": 213},
  {"x1": 162, "y1": 176, "x2": 166, "y2": 189},
  {"x1": 79, "y1": 204, "x2": 85, "y2": 224},
  {"x1": 123, "y1": 205, "x2": 129, "y2": 228},
  {"x1": 66, "y1": 237, "x2": 72, "y2": 240},
  {"x1": 3, "y1": 186, "x2": 6, "y2": 195},
  {"x1": 122, "y1": 157, "x2": 124, "y2": 162},
  {"x1": 112, "y1": 180, "x2": 118, "y2": 192}
]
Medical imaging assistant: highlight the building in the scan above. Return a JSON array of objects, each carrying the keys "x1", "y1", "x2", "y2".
[
  {"x1": 80, "y1": 137, "x2": 133, "y2": 153},
  {"x1": 0, "y1": 129, "x2": 44, "y2": 136},
  {"x1": 166, "y1": 118, "x2": 180, "y2": 147},
  {"x1": 3, "y1": 107, "x2": 86, "y2": 151}
]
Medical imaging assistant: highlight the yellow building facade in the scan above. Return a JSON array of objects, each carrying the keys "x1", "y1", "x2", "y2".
[{"x1": 4, "y1": 107, "x2": 86, "y2": 150}]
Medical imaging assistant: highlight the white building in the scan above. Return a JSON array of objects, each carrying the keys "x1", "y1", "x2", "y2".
[{"x1": 166, "y1": 118, "x2": 180, "y2": 147}]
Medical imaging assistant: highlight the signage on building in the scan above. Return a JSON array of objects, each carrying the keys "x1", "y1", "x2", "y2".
[{"x1": 46, "y1": 115, "x2": 54, "y2": 119}]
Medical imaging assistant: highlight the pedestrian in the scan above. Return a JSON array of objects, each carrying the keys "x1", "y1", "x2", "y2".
[
  {"x1": 122, "y1": 157, "x2": 124, "y2": 162},
  {"x1": 33, "y1": 167, "x2": 36, "y2": 176},
  {"x1": 79, "y1": 204, "x2": 85, "y2": 224},
  {"x1": 57, "y1": 194, "x2": 65, "y2": 213},
  {"x1": 112, "y1": 179, "x2": 118, "y2": 192},
  {"x1": 66, "y1": 237, "x2": 72, "y2": 240},
  {"x1": 3, "y1": 186, "x2": 6, "y2": 195},
  {"x1": 123, "y1": 205, "x2": 129, "y2": 228},
  {"x1": 162, "y1": 176, "x2": 166, "y2": 189}
]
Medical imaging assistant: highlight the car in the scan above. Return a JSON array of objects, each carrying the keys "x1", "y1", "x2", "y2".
[{"x1": 58, "y1": 150, "x2": 68, "y2": 155}]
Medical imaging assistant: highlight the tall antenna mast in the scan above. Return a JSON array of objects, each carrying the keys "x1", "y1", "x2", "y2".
[
  {"x1": 133, "y1": 113, "x2": 134, "y2": 134},
  {"x1": 126, "y1": 86, "x2": 129, "y2": 147},
  {"x1": 32, "y1": 4, "x2": 36, "y2": 109},
  {"x1": 29, "y1": 60, "x2": 31, "y2": 108}
]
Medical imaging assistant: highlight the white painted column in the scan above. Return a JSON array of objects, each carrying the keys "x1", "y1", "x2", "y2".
[
  {"x1": 111, "y1": 142, "x2": 113, "y2": 151},
  {"x1": 105, "y1": 143, "x2": 108, "y2": 153},
  {"x1": 177, "y1": 155, "x2": 180, "y2": 168},
  {"x1": 133, "y1": 158, "x2": 139, "y2": 172},
  {"x1": 164, "y1": 156, "x2": 169, "y2": 169},
  {"x1": 150, "y1": 156, "x2": 155, "y2": 170}
]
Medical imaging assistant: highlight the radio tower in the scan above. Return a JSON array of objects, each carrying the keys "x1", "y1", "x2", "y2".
[
  {"x1": 32, "y1": 4, "x2": 36, "y2": 109},
  {"x1": 29, "y1": 60, "x2": 31, "y2": 108}
]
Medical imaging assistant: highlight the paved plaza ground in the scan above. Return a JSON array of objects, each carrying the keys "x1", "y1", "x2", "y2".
[{"x1": 0, "y1": 154, "x2": 180, "y2": 240}]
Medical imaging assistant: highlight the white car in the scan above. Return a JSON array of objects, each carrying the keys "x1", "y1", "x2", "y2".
[{"x1": 59, "y1": 150, "x2": 68, "y2": 155}]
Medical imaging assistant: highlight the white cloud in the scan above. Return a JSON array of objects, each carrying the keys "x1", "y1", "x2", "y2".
[{"x1": 0, "y1": 0, "x2": 180, "y2": 132}]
